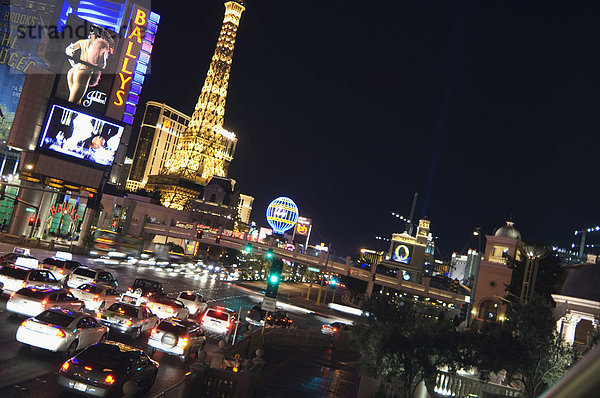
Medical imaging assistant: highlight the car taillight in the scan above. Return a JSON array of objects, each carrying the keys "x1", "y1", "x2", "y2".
[
  {"x1": 9, "y1": 292, "x2": 16, "y2": 299},
  {"x1": 104, "y1": 374, "x2": 115, "y2": 385},
  {"x1": 150, "y1": 328, "x2": 157, "y2": 335},
  {"x1": 179, "y1": 337, "x2": 188, "y2": 347},
  {"x1": 93, "y1": 295, "x2": 100, "y2": 301},
  {"x1": 201, "y1": 315, "x2": 206, "y2": 323},
  {"x1": 56, "y1": 329, "x2": 66, "y2": 338},
  {"x1": 333, "y1": 328, "x2": 337, "y2": 332},
  {"x1": 41, "y1": 300, "x2": 47, "y2": 306},
  {"x1": 126, "y1": 320, "x2": 132, "y2": 326},
  {"x1": 21, "y1": 320, "x2": 30, "y2": 328},
  {"x1": 21, "y1": 281, "x2": 27, "y2": 288},
  {"x1": 166, "y1": 307, "x2": 174, "y2": 314},
  {"x1": 84, "y1": 366, "x2": 92, "y2": 371},
  {"x1": 96, "y1": 312, "x2": 102, "y2": 318},
  {"x1": 59, "y1": 269, "x2": 64, "y2": 274},
  {"x1": 226, "y1": 321, "x2": 231, "y2": 329},
  {"x1": 61, "y1": 361, "x2": 70, "y2": 371}
]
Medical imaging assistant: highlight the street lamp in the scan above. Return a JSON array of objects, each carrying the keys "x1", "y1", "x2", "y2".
[{"x1": 519, "y1": 244, "x2": 547, "y2": 304}]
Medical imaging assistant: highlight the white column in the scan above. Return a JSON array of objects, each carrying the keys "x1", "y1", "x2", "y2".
[{"x1": 560, "y1": 314, "x2": 581, "y2": 345}]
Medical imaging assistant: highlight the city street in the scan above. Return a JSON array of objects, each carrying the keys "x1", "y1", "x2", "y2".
[{"x1": 0, "y1": 243, "x2": 345, "y2": 397}]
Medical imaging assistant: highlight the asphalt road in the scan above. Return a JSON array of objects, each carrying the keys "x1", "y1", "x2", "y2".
[{"x1": 0, "y1": 243, "x2": 336, "y2": 397}]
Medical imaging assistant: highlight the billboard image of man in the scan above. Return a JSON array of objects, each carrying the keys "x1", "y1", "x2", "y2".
[{"x1": 65, "y1": 25, "x2": 115, "y2": 105}]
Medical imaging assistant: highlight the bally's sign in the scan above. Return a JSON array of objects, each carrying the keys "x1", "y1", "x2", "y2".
[
  {"x1": 49, "y1": 202, "x2": 80, "y2": 222},
  {"x1": 106, "y1": 4, "x2": 153, "y2": 124}
]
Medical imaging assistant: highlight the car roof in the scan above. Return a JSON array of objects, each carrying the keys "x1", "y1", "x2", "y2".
[
  {"x1": 19, "y1": 286, "x2": 64, "y2": 293},
  {"x1": 42, "y1": 307, "x2": 87, "y2": 317},
  {"x1": 207, "y1": 307, "x2": 235, "y2": 314}
]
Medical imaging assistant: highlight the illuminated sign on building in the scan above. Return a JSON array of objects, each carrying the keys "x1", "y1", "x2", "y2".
[
  {"x1": 38, "y1": 103, "x2": 124, "y2": 167},
  {"x1": 50, "y1": 201, "x2": 80, "y2": 222},
  {"x1": 294, "y1": 216, "x2": 311, "y2": 236},
  {"x1": 106, "y1": 4, "x2": 160, "y2": 125},
  {"x1": 392, "y1": 243, "x2": 412, "y2": 265}
]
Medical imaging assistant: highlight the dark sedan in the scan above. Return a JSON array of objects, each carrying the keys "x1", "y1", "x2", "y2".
[{"x1": 58, "y1": 340, "x2": 158, "y2": 397}]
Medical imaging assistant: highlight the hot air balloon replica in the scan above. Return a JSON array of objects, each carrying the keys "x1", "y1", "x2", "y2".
[{"x1": 266, "y1": 197, "x2": 299, "y2": 235}]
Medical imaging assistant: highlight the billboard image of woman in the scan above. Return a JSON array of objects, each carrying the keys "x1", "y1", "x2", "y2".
[{"x1": 65, "y1": 25, "x2": 115, "y2": 105}]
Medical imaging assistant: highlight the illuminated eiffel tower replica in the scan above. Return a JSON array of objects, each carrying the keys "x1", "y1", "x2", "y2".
[{"x1": 147, "y1": 1, "x2": 245, "y2": 210}]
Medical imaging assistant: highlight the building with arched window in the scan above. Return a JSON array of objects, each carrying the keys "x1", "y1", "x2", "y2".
[{"x1": 470, "y1": 222, "x2": 522, "y2": 324}]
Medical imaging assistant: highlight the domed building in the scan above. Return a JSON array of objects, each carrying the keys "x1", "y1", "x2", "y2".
[
  {"x1": 494, "y1": 221, "x2": 521, "y2": 240},
  {"x1": 471, "y1": 221, "x2": 522, "y2": 325},
  {"x1": 552, "y1": 263, "x2": 600, "y2": 347}
]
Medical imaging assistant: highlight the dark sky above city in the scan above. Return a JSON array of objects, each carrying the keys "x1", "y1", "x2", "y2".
[{"x1": 135, "y1": 0, "x2": 600, "y2": 257}]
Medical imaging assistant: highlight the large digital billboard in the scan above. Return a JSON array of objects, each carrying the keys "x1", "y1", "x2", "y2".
[
  {"x1": 38, "y1": 103, "x2": 124, "y2": 166},
  {"x1": 0, "y1": 3, "x2": 50, "y2": 141}
]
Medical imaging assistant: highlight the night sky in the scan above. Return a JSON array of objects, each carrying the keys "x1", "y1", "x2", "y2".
[{"x1": 134, "y1": 0, "x2": 600, "y2": 258}]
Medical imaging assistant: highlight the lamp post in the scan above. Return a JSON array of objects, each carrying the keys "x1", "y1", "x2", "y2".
[
  {"x1": 520, "y1": 244, "x2": 548, "y2": 304},
  {"x1": 316, "y1": 242, "x2": 331, "y2": 305}
]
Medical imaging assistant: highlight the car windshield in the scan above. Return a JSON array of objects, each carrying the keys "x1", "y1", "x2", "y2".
[
  {"x1": 74, "y1": 268, "x2": 96, "y2": 278},
  {"x1": 133, "y1": 279, "x2": 160, "y2": 289},
  {"x1": 16, "y1": 288, "x2": 49, "y2": 299},
  {"x1": 0, "y1": 267, "x2": 28, "y2": 278},
  {"x1": 179, "y1": 292, "x2": 196, "y2": 301},
  {"x1": 157, "y1": 321, "x2": 188, "y2": 335},
  {"x1": 65, "y1": 261, "x2": 80, "y2": 270},
  {"x1": 206, "y1": 309, "x2": 229, "y2": 321},
  {"x1": 77, "y1": 344, "x2": 125, "y2": 368},
  {"x1": 107, "y1": 304, "x2": 138, "y2": 318},
  {"x1": 78, "y1": 284, "x2": 103, "y2": 294},
  {"x1": 35, "y1": 310, "x2": 75, "y2": 327},
  {"x1": 43, "y1": 258, "x2": 62, "y2": 266}
]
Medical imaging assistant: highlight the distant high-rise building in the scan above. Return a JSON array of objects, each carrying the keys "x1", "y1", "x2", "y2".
[
  {"x1": 147, "y1": 1, "x2": 245, "y2": 210},
  {"x1": 237, "y1": 194, "x2": 254, "y2": 225},
  {"x1": 126, "y1": 102, "x2": 190, "y2": 192}
]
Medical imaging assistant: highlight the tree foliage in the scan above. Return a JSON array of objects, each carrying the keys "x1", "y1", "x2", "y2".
[
  {"x1": 475, "y1": 297, "x2": 574, "y2": 398},
  {"x1": 351, "y1": 295, "x2": 476, "y2": 397}
]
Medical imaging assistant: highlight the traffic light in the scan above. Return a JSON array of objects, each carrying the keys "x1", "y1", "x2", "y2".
[
  {"x1": 215, "y1": 234, "x2": 221, "y2": 244},
  {"x1": 459, "y1": 303, "x2": 468, "y2": 321},
  {"x1": 266, "y1": 248, "x2": 273, "y2": 259},
  {"x1": 265, "y1": 258, "x2": 283, "y2": 299},
  {"x1": 86, "y1": 192, "x2": 101, "y2": 210},
  {"x1": 28, "y1": 216, "x2": 35, "y2": 226},
  {"x1": 196, "y1": 230, "x2": 203, "y2": 239},
  {"x1": 244, "y1": 243, "x2": 252, "y2": 253}
]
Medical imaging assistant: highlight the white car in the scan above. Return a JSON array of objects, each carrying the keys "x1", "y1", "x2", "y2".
[
  {"x1": 7, "y1": 286, "x2": 85, "y2": 317},
  {"x1": 199, "y1": 307, "x2": 238, "y2": 339},
  {"x1": 148, "y1": 318, "x2": 206, "y2": 361},
  {"x1": 0, "y1": 267, "x2": 61, "y2": 293},
  {"x1": 96, "y1": 302, "x2": 159, "y2": 338},
  {"x1": 66, "y1": 267, "x2": 118, "y2": 289},
  {"x1": 70, "y1": 283, "x2": 121, "y2": 311},
  {"x1": 17, "y1": 308, "x2": 108, "y2": 357},
  {"x1": 146, "y1": 296, "x2": 189, "y2": 320},
  {"x1": 176, "y1": 291, "x2": 208, "y2": 316},
  {"x1": 41, "y1": 258, "x2": 81, "y2": 282}
]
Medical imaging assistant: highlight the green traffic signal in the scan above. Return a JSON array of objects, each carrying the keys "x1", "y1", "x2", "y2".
[
  {"x1": 269, "y1": 274, "x2": 279, "y2": 283},
  {"x1": 244, "y1": 244, "x2": 252, "y2": 253},
  {"x1": 266, "y1": 249, "x2": 273, "y2": 259}
]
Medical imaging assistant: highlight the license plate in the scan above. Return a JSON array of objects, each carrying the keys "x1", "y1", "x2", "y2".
[{"x1": 74, "y1": 382, "x2": 87, "y2": 392}]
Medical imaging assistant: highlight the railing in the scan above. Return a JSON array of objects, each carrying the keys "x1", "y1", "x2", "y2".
[
  {"x1": 376, "y1": 371, "x2": 522, "y2": 398},
  {"x1": 432, "y1": 371, "x2": 522, "y2": 398}
]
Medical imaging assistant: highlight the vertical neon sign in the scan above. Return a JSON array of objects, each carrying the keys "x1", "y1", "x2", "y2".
[{"x1": 106, "y1": 4, "x2": 160, "y2": 125}]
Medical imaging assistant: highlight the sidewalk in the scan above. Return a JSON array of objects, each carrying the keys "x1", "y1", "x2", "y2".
[{"x1": 258, "y1": 344, "x2": 360, "y2": 398}]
